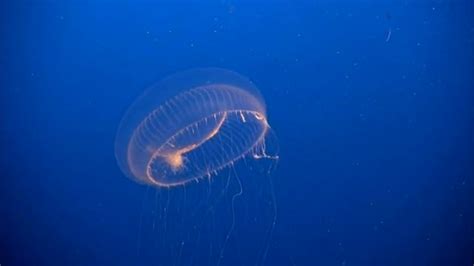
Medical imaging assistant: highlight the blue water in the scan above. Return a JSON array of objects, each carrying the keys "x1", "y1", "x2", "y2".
[{"x1": 1, "y1": 1, "x2": 473, "y2": 265}]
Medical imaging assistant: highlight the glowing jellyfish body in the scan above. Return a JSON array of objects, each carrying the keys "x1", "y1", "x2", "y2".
[{"x1": 115, "y1": 68, "x2": 272, "y2": 187}]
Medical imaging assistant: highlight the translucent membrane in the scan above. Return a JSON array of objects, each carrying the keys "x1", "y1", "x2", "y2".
[{"x1": 115, "y1": 68, "x2": 269, "y2": 187}]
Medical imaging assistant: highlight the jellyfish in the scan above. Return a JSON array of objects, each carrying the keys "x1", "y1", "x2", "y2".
[
  {"x1": 114, "y1": 68, "x2": 278, "y2": 265},
  {"x1": 115, "y1": 68, "x2": 276, "y2": 187}
]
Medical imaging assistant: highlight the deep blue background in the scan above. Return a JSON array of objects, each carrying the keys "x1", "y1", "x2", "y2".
[{"x1": 1, "y1": 0, "x2": 473, "y2": 265}]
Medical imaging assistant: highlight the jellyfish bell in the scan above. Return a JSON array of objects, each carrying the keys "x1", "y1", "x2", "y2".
[{"x1": 115, "y1": 68, "x2": 277, "y2": 188}]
